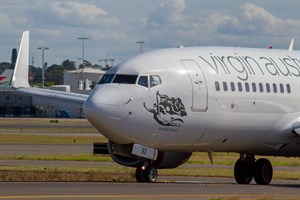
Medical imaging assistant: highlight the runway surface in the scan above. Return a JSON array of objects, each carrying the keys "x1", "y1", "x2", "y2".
[{"x1": 2, "y1": 177, "x2": 300, "y2": 200}]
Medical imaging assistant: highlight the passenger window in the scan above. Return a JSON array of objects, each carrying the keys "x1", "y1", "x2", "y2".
[
  {"x1": 137, "y1": 76, "x2": 148, "y2": 88},
  {"x1": 150, "y1": 75, "x2": 161, "y2": 87},
  {"x1": 230, "y1": 82, "x2": 235, "y2": 92},
  {"x1": 245, "y1": 82, "x2": 250, "y2": 92},
  {"x1": 238, "y1": 82, "x2": 243, "y2": 92},
  {"x1": 215, "y1": 81, "x2": 220, "y2": 91},
  {"x1": 259, "y1": 83, "x2": 263, "y2": 92},
  {"x1": 287, "y1": 84, "x2": 291, "y2": 93},
  {"x1": 273, "y1": 84, "x2": 277, "y2": 93},
  {"x1": 279, "y1": 84, "x2": 284, "y2": 93},
  {"x1": 252, "y1": 83, "x2": 257, "y2": 92},
  {"x1": 266, "y1": 83, "x2": 270, "y2": 93},
  {"x1": 113, "y1": 75, "x2": 138, "y2": 84},
  {"x1": 223, "y1": 82, "x2": 228, "y2": 91}
]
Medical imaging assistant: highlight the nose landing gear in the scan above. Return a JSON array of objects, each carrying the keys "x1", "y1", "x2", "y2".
[{"x1": 135, "y1": 162, "x2": 158, "y2": 183}]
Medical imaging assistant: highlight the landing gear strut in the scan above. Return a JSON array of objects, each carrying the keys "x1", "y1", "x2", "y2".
[
  {"x1": 234, "y1": 155, "x2": 273, "y2": 185},
  {"x1": 135, "y1": 162, "x2": 158, "y2": 183}
]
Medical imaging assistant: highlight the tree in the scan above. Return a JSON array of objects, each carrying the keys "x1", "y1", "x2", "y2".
[{"x1": 62, "y1": 59, "x2": 76, "y2": 70}]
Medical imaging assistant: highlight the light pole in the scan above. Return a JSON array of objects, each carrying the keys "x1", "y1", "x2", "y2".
[
  {"x1": 37, "y1": 47, "x2": 49, "y2": 88},
  {"x1": 77, "y1": 37, "x2": 89, "y2": 69},
  {"x1": 78, "y1": 37, "x2": 89, "y2": 85},
  {"x1": 136, "y1": 41, "x2": 145, "y2": 53}
]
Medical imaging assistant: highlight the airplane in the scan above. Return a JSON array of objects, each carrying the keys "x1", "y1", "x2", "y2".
[
  {"x1": 12, "y1": 31, "x2": 300, "y2": 185},
  {"x1": 0, "y1": 69, "x2": 13, "y2": 84}
]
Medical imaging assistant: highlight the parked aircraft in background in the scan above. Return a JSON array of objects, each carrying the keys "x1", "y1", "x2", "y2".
[
  {"x1": 12, "y1": 31, "x2": 300, "y2": 185},
  {"x1": 0, "y1": 69, "x2": 13, "y2": 84}
]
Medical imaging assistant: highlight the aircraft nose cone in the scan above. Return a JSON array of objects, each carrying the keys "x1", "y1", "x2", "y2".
[{"x1": 84, "y1": 86, "x2": 123, "y2": 134}]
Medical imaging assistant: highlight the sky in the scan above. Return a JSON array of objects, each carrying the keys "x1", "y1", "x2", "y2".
[{"x1": 0, "y1": 0, "x2": 300, "y2": 68}]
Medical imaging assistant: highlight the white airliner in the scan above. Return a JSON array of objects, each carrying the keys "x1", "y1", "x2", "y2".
[
  {"x1": 0, "y1": 69, "x2": 13, "y2": 84},
  {"x1": 12, "y1": 31, "x2": 300, "y2": 185}
]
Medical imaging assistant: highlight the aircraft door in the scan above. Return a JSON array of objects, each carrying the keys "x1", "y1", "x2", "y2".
[{"x1": 181, "y1": 60, "x2": 208, "y2": 112}]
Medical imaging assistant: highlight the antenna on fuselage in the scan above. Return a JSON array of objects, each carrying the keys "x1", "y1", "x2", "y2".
[{"x1": 288, "y1": 38, "x2": 294, "y2": 52}]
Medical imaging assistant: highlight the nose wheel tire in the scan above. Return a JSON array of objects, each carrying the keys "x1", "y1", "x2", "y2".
[{"x1": 135, "y1": 166, "x2": 158, "y2": 183}]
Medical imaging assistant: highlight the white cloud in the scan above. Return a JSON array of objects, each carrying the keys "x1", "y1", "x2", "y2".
[
  {"x1": 31, "y1": 1, "x2": 120, "y2": 27},
  {"x1": 148, "y1": 0, "x2": 187, "y2": 26},
  {"x1": 213, "y1": 3, "x2": 300, "y2": 36}
]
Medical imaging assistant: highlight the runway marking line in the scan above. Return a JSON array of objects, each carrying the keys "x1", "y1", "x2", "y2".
[{"x1": 1, "y1": 194, "x2": 300, "y2": 199}]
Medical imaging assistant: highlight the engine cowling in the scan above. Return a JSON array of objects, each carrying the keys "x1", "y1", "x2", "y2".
[{"x1": 108, "y1": 141, "x2": 192, "y2": 169}]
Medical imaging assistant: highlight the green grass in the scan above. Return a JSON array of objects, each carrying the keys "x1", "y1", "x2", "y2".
[
  {"x1": 0, "y1": 134, "x2": 107, "y2": 144},
  {"x1": 0, "y1": 153, "x2": 112, "y2": 162}
]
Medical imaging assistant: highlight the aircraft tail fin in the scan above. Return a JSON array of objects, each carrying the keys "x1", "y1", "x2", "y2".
[
  {"x1": 11, "y1": 31, "x2": 30, "y2": 88},
  {"x1": 0, "y1": 69, "x2": 14, "y2": 84},
  {"x1": 288, "y1": 38, "x2": 294, "y2": 52}
]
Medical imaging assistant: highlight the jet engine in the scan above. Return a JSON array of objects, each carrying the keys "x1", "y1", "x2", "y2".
[{"x1": 108, "y1": 141, "x2": 192, "y2": 169}]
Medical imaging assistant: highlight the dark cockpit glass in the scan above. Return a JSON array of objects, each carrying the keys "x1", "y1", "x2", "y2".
[
  {"x1": 99, "y1": 74, "x2": 115, "y2": 85},
  {"x1": 99, "y1": 74, "x2": 138, "y2": 85},
  {"x1": 113, "y1": 75, "x2": 138, "y2": 84}
]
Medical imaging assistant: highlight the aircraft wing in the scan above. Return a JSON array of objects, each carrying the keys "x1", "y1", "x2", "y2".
[
  {"x1": 11, "y1": 31, "x2": 88, "y2": 106},
  {"x1": 14, "y1": 87, "x2": 87, "y2": 105}
]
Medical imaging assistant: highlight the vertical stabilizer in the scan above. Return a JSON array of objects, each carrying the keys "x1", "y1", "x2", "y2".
[
  {"x1": 11, "y1": 31, "x2": 30, "y2": 88},
  {"x1": 288, "y1": 38, "x2": 294, "y2": 52}
]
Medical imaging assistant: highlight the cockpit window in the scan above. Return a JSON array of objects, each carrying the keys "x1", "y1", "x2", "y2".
[
  {"x1": 99, "y1": 74, "x2": 115, "y2": 85},
  {"x1": 150, "y1": 75, "x2": 161, "y2": 87},
  {"x1": 137, "y1": 76, "x2": 148, "y2": 88},
  {"x1": 113, "y1": 75, "x2": 138, "y2": 84}
]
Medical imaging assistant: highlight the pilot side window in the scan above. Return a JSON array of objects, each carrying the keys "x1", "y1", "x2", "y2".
[
  {"x1": 113, "y1": 75, "x2": 138, "y2": 84},
  {"x1": 137, "y1": 76, "x2": 148, "y2": 88},
  {"x1": 150, "y1": 75, "x2": 162, "y2": 87},
  {"x1": 99, "y1": 74, "x2": 115, "y2": 84}
]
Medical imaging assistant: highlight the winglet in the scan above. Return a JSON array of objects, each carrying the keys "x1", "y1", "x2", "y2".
[
  {"x1": 288, "y1": 38, "x2": 294, "y2": 52},
  {"x1": 11, "y1": 31, "x2": 30, "y2": 88}
]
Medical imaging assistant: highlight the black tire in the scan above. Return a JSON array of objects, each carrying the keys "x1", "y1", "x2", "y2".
[
  {"x1": 135, "y1": 167, "x2": 147, "y2": 183},
  {"x1": 234, "y1": 158, "x2": 253, "y2": 184},
  {"x1": 146, "y1": 167, "x2": 158, "y2": 183},
  {"x1": 254, "y1": 158, "x2": 273, "y2": 185}
]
